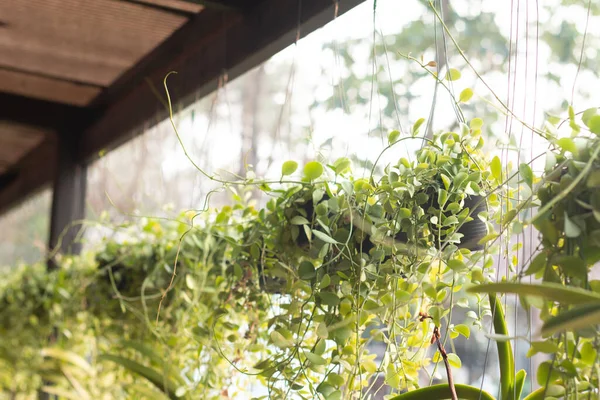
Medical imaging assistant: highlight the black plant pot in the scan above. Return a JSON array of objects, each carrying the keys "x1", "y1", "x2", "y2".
[
  {"x1": 255, "y1": 187, "x2": 488, "y2": 294},
  {"x1": 455, "y1": 194, "x2": 487, "y2": 251},
  {"x1": 378, "y1": 192, "x2": 487, "y2": 252}
]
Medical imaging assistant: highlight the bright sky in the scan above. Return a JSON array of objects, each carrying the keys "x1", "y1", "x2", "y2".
[{"x1": 156, "y1": 0, "x2": 599, "y2": 205}]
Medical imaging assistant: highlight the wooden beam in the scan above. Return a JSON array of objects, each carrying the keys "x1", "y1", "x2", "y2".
[
  {"x1": 0, "y1": 0, "x2": 364, "y2": 215},
  {"x1": 83, "y1": 0, "x2": 364, "y2": 159},
  {"x1": 90, "y1": 8, "x2": 230, "y2": 109},
  {"x1": 0, "y1": 138, "x2": 57, "y2": 216},
  {"x1": 0, "y1": 92, "x2": 95, "y2": 132},
  {"x1": 120, "y1": 0, "x2": 204, "y2": 16},
  {"x1": 185, "y1": 0, "x2": 249, "y2": 11},
  {"x1": 0, "y1": 67, "x2": 103, "y2": 106}
]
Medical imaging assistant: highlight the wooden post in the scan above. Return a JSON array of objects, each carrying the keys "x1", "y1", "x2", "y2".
[
  {"x1": 47, "y1": 132, "x2": 87, "y2": 268},
  {"x1": 40, "y1": 132, "x2": 87, "y2": 400}
]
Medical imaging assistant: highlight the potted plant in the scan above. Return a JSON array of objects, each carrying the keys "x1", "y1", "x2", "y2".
[
  {"x1": 244, "y1": 121, "x2": 493, "y2": 295},
  {"x1": 467, "y1": 107, "x2": 600, "y2": 399}
]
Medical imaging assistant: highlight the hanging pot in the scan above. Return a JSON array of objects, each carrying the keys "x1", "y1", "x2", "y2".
[
  {"x1": 389, "y1": 190, "x2": 487, "y2": 252},
  {"x1": 455, "y1": 194, "x2": 487, "y2": 251}
]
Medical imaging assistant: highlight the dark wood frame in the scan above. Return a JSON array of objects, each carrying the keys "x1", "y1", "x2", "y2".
[{"x1": 0, "y1": 0, "x2": 364, "y2": 259}]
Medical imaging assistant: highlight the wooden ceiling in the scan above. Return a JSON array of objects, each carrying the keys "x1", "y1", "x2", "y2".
[
  {"x1": 0, "y1": 0, "x2": 201, "y2": 177},
  {"x1": 0, "y1": 0, "x2": 363, "y2": 214}
]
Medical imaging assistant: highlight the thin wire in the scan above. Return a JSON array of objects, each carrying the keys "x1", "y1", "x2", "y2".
[
  {"x1": 438, "y1": 0, "x2": 462, "y2": 123},
  {"x1": 379, "y1": 29, "x2": 411, "y2": 161},
  {"x1": 480, "y1": 1, "x2": 517, "y2": 397},
  {"x1": 528, "y1": 0, "x2": 541, "y2": 393},
  {"x1": 571, "y1": 0, "x2": 592, "y2": 105}
]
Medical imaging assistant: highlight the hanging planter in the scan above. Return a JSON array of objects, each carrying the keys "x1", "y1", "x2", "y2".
[
  {"x1": 244, "y1": 128, "x2": 494, "y2": 294},
  {"x1": 455, "y1": 193, "x2": 487, "y2": 250}
]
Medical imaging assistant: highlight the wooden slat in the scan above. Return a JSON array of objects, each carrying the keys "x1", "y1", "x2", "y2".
[
  {"x1": 0, "y1": 122, "x2": 46, "y2": 167},
  {"x1": 0, "y1": 68, "x2": 102, "y2": 106},
  {"x1": 0, "y1": 0, "x2": 188, "y2": 87},
  {"x1": 123, "y1": 0, "x2": 204, "y2": 14},
  {"x1": 0, "y1": 0, "x2": 364, "y2": 215},
  {"x1": 187, "y1": 0, "x2": 248, "y2": 11},
  {"x1": 84, "y1": 0, "x2": 364, "y2": 156}
]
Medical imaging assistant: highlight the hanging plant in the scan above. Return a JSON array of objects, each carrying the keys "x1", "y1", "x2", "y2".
[
  {"x1": 0, "y1": 117, "x2": 521, "y2": 399},
  {"x1": 470, "y1": 106, "x2": 600, "y2": 399}
]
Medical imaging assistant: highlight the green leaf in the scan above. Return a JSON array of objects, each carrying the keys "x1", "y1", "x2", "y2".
[
  {"x1": 556, "y1": 255, "x2": 587, "y2": 280},
  {"x1": 491, "y1": 156, "x2": 502, "y2": 183},
  {"x1": 511, "y1": 369, "x2": 527, "y2": 400},
  {"x1": 312, "y1": 230, "x2": 339, "y2": 244},
  {"x1": 453, "y1": 172, "x2": 468, "y2": 188},
  {"x1": 478, "y1": 233, "x2": 498, "y2": 245},
  {"x1": 304, "y1": 351, "x2": 327, "y2": 365},
  {"x1": 488, "y1": 294, "x2": 513, "y2": 400},
  {"x1": 281, "y1": 161, "x2": 298, "y2": 176},
  {"x1": 440, "y1": 174, "x2": 451, "y2": 190},
  {"x1": 541, "y1": 302, "x2": 600, "y2": 336},
  {"x1": 556, "y1": 137, "x2": 578, "y2": 154},
  {"x1": 587, "y1": 170, "x2": 600, "y2": 188},
  {"x1": 333, "y1": 157, "x2": 351, "y2": 175},
  {"x1": 99, "y1": 354, "x2": 181, "y2": 400},
  {"x1": 127, "y1": 384, "x2": 171, "y2": 400},
  {"x1": 398, "y1": 208, "x2": 412, "y2": 219},
  {"x1": 326, "y1": 391, "x2": 342, "y2": 400},
  {"x1": 458, "y1": 88, "x2": 473, "y2": 103},
  {"x1": 447, "y1": 259, "x2": 466, "y2": 272},
  {"x1": 532, "y1": 340, "x2": 559, "y2": 354},
  {"x1": 298, "y1": 261, "x2": 316, "y2": 280},
  {"x1": 270, "y1": 330, "x2": 294, "y2": 348},
  {"x1": 534, "y1": 219, "x2": 559, "y2": 245},
  {"x1": 41, "y1": 348, "x2": 93, "y2": 376},
  {"x1": 588, "y1": 115, "x2": 600, "y2": 135},
  {"x1": 319, "y1": 291, "x2": 340, "y2": 307},
  {"x1": 545, "y1": 151, "x2": 557, "y2": 173},
  {"x1": 468, "y1": 282, "x2": 600, "y2": 304},
  {"x1": 437, "y1": 189, "x2": 448, "y2": 208},
  {"x1": 524, "y1": 252, "x2": 547, "y2": 275},
  {"x1": 41, "y1": 386, "x2": 87, "y2": 400},
  {"x1": 580, "y1": 341, "x2": 597, "y2": 366},
  {"x1": 564, "y1": 212, "x2": 582, "y2": 238},
  {"x1": 388, "y1": 130, "x2": 401, "y2": 144},
  {"x1": 454, "y1": 324, "x2": 470, "y2": 338},
  {"x1": 290, "y1": 216, "x2": 310, "y2": 225},
  {"x1": 412, "y1": 118, "x2": 425, "y2": 136},
  {"x1": 328, "y1": 372, "x2": 345, "y2": 387},
  {"x1": 304, "y1": 161, "x2": 324, "y2": 180},
  {"x1": 447, "y1": 353, "x2": 461, "y2": 368},
  {"x1": 582, "y1": 108, "x2": 597, "y2": 126},
  {"x1": 185, "y1": 275, "x2": 197, "y2": 290},
  {"x1": 470, "y1": 118, "x2": 484, "y2": 130},
  {"x1": 319, "y1": 274, "x2": 331, "y2": 289},
  {"x1": 316, "y1": 322, "x2": 329, "y2": 339},
  {"x1": 535, "y1": 361, "x2": 560, "y2": 387},
  {"x1": 120, "y1": 341, "x2": 182, "y2": 382},
  {"x1": 445, "y1": 68, "x2": 461, "y2": 81},
  {"x1": 501, "y1": 209, "x2": 518, "y2": 227},
  {"x1": 460, "y1": 123, "x2": 470, "y2": 137},
  {"x1": 519, "y1": 163, "x2": 533, "y2": 188}
]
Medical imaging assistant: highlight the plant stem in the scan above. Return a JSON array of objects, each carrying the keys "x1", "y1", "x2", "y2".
[
  {"x1": 432, "y1": 326, "x2": 458, "y2": 400},
  {"x1": 489, "y1": 294, "x2": 515, "y2": 400}
]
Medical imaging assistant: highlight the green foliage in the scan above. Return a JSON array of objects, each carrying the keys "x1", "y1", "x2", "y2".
[
  {"x1": 2, "y1": 109, "x2": 600, "y2": 398},
  {"x1": 0, "y1": 125, "x2": 514, "y2": 398},
  {"x1": 471, "y1": 107, "x2": 600, "y2": 399}
]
